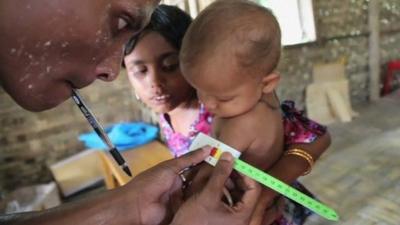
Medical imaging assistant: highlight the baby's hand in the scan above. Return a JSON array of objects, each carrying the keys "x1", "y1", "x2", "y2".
[
  {"x1": 162, "y1": 160, "x2": 211, "y2": 215},
  {"x1": 183, "y1": 162, "x2": 244, "y2": 206},
  {"x1": 182, "y1": 162, "x2": 213, "y2": 199}
]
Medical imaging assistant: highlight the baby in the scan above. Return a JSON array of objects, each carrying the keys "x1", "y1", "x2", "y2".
[
  {"x1": 180, "y1": 0, "x2": 325, "y2": 224},
  {"x1": 181, "y1": 0, "x2": 284, "y2": 173}
]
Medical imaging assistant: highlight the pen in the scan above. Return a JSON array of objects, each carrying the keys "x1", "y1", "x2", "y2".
[{"x1": 71, "y1": 89, "x2": 132, "y2": 177}]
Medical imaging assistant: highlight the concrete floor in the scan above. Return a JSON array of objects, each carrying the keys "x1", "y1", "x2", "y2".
[{"x1": 302, "y1": 92, "x2": 400, "y2": 225}]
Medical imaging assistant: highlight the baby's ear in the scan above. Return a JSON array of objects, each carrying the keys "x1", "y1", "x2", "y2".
[{"x1": 261, "y1": 72, "x2": 280, "y2": 94}]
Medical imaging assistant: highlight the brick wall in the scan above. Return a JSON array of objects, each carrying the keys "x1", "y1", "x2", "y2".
[
  {"x1": 0, "y1": 71, "x2": 156, "y2": 192},
  {"x1": 1, "y1": 0, "x2": 400, "y2": 192},
  {"x1": 277, "y1": 0, "x2": 400, "y2": 107}
]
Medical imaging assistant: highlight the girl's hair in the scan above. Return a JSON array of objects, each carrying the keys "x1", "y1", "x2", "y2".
[{"x1": 124, "y1": 4, "x2": 192, "y2": 57}]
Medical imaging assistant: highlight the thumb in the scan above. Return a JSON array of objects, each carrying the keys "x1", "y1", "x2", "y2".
[
  {"x1": 200, "y1": 152, "x2": 234, "y2": 203},
  {"x1": 164, "y1": 148, "x2": 210, "y2": 173}
]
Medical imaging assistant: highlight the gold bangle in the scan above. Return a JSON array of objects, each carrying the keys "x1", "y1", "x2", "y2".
[
  {"x1": 285, "y1": 148, "x2": 314, "y2": 175},
  {"x1": 287, "y1": 149, "x2": 314, "y2": 164}
]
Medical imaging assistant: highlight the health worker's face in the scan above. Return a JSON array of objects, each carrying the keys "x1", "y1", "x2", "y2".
[{"x1": 0, "y1": 0, "x2": 159, "y2": 111}]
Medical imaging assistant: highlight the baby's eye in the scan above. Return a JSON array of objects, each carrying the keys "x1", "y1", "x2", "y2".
[{"x1": 218, "y1": 97, "x2": 234, "y2": 103}]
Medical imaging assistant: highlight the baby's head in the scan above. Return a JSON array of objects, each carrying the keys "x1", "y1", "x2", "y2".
[{"x1": 181, "y1": 0, "x2": 281, "y2": 118}]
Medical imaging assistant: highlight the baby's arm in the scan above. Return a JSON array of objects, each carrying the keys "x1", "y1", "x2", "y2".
[
  {"x1": 250, "y1": 131, "x2": 331, "y2": 225},
  {"x1": 185, "y1": 107, "x2": 283, "y2": 202},
  {"x1": 217, "y1": 112, "x2": 283, "y2": 170},
  {"x1": 183, "y1": 116, "x2": 255, "y2": 200}
]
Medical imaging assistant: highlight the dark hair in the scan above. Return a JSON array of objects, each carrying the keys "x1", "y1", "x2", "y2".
[
  {"x1": 123, "y1": 4, "x2": 197, "y2": 102},
  {"x1": 124, "y1": 4, "x2": 192, "y2": 57}
]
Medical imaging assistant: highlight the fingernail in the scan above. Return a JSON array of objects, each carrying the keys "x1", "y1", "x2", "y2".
[
  {"x1": 220, "y1": 152, "x2": 233, "y2": 162},
  {"x1": 202, "y1": 146, "x2": 212, "y2": 155}
]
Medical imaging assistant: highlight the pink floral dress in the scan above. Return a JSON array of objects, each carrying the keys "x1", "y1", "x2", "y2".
[
  {"x1": 159, "y1": 100, "x2": 326, "y2": 225},
  {"x1": 159, "y1": 104, "x2": 213, "y2": 158}
]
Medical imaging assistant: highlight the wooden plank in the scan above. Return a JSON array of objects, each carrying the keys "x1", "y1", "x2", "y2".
[
  {"x1": 306, "y1": 83, "x2": 336, "y2": 125},
  {"x1": 49, "y1": 150, "x2": 103, "y2": 197},
  {"x1": 306, "y1": 80, "x2": 356, "y2": 124},
  {"x1": 326, "y1": 89, "x2": 352, "y2": 122},
  {"x1": 98, "y1": 151, "x2": 118, "y2": 189},
  {"x1": 312, "y1": 61, "x2": 346, "y2": 83},
  {"x1": 368, "y1": 0, "x2": 381, "y2": 101},
  {"x1": 100, "y1": 141, "x2": 173, "y2": 187}
]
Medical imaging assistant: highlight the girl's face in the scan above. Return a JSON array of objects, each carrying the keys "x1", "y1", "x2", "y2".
[
  {"x1": 0, "y1": 0, "x2": 159, "y2": 111},
  {"x1": 124, "y1": 31, "x2": 194, "y2": 114}
]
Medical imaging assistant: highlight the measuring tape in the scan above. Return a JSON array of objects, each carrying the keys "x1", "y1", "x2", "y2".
[{"x1": 189, "y1": 133, "x2": 339, "y2": 221}]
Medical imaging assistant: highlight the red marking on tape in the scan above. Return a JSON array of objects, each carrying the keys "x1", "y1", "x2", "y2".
[{"x1": 210, "y1": 147, "x2": 218, "y2": 157}]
